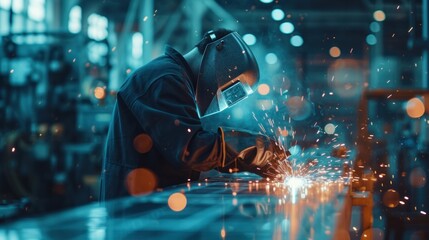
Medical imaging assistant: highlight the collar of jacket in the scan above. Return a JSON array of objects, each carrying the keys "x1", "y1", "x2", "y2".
[{"x1": 165, "y1": 46, "x2": 197, "y2": 89}]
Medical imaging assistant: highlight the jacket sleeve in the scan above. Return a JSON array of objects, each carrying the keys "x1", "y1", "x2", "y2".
[{"x1": 127, "y1": 74, "x2": 225, "y2": 171}]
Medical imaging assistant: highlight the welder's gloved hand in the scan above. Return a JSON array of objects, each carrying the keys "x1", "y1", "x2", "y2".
[
  {"x1": 221, "y1": 128, "x2": 292, "y2": 178},
  {"x1": 237, "y1": 136, "x2": 291, "y2": 178}
]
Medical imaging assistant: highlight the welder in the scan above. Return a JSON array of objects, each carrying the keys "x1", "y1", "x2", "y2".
[{"x1": 100, "y1": 29, "x2": 289, "y2": 201}]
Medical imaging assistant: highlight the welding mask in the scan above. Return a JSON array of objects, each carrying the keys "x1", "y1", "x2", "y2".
[{"x1": 196, "y1": 32, "x2": 260, "y2": 117}]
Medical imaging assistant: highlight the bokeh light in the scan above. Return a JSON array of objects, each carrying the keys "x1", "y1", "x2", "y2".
[
  {"x1": 132, "y1": 32, "x2": 143, "y2": 59},
  {"x1": 324, "y1": 123, "x2": 336, "y2": 134},
  {"x1": 366, "y1": 34, "x2": 377, "y2": 45},
  {"x1": 260, "y1": 0, "x2": 273, "y2": 3},
  {"x1": 369, "y1": 22, "x2": 381, "y2": 32},
  {"x1": 409, "y1": 167, "x2": 427, "y2": 188},
  {"x1": 220, "y1": 227, "x2": 226, "y2": 238},
  {"x1": 38, "y1": 124, "x2": 49, "y2": 135},
  {"x1": 329, "y1": 46, "x2": 341, "y2": 58},
  {"x1": 51, "y1": 124, "x2": 64, "y2": 136},
  {"x1": 126, "y1": 168, "x2": 158, "y2": 196},
  {"x1": 257, "y1": 83, "x2": 270, "y2": 95},
  {"x1": 382, "y1": 189, "x2": 399, "y2": 208},
  {"x1": 94, "y1": 86, "x2": 106, "y2": 99},
  {"x1": 285, "y1": 96, "x2": 313, "y2": 120},
  {"x1": 265, "y1": 53, "x2": 278, "y2": 64},
  {"x1": 406, "y1": 97, "x2": 425, "y2": 118},
  {"x1": 373, "y1": 10, "x2": 386, "y2": 22},
  {"x1": 327, "y1": 59, "x2": 365, "y2": 98},
  {"x1": 243, "y1": 33, "x2": 257, "y2": 45},
  {"x1": 360, "y1": 228, "x2": 384, "y2": 240},
  {"x1": 257, "y1": 99, "x2": 274, "y2": 110},
  {"x1": 271, "y1": 9, "x2": 285, "y2": 21},
  {"x1": 280, "y1": 22, "x2": 294, "y2": 34},
  {"x1": 290, "y1": 35, "x2": 304, "y2": 47},
  {"x1": 133, "y1": 133, "x2": 153, "y2": 153},
  {"x1": 168, "y1": 192, "x2": 187, "y2": 212}
]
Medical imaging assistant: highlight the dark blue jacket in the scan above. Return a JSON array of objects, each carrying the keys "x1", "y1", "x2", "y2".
[{"x1": 100, "y1": 47, "x2": 233, "y2": 201}]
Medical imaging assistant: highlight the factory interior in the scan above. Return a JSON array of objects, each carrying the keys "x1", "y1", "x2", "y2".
[{"x1": 1, "y1": 0, "x2": 429, "y2": 239}]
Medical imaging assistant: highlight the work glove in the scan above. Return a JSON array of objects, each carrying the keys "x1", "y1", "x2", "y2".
[
  {"x1": 221, "y1": 128, "x2": 292, "y2": 179},
  {"x1": 236, "y1": 135, "x2": 291, "y2": 179}
]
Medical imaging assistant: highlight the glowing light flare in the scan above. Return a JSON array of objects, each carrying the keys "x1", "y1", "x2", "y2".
[
  {"x1": 132, "y1": 32, "x2": 143, "y2": 59},
  {"x1": 366, "y1": 34, "x2": 377, "y2": 45},
  {"x1": 87, "y1": 13, "x2": 109, "y2": 41},
  {"x1": 283, "y1": 176, "x2": 310, "y2": 204},
  {"x1": 51, "y1": 124, "x2": 64, "y2": 135},
  {"x1": 28, "y1": 0, "x2": 45, "y2": 21},
  {"x1": 361, "y1": 228, "x2": 384, "y2": 240},
  {"x1": 370, "y1": 22, "x2": 381, "y2": 32},
  {"x1": 265, "y1": 53, "x2": 278, "y2": 65},
  {"x1": 220, "y1": 227, "x2": 226, "y2": 238},
  {"x1": 406, "y1": 97, "x2": 425, "y2": 118},
  {"x1": 93, "y1": 86, "x2": 106, "y2": 99},
  {"x1": 243, "y1": 33, "x2": 257, "y2": 45},
  {"x1": 280, "y1": 22, "x2": 294, "y2": 34},
  {"x1": 271, "y1": 9, "x2": 285, "y2": 21},
  {"x1": 290, "y1": 35, "x2": 304, "y2": 47},
  {"x1": 126, "y1": 168, "x2": 158, "y2": 196},
  {"x1": 258, "y1": 83, "x2": 270, "y2": 95},
  {"x1": 68, "y1": 6, "x2": 82, "y2": 34},
  {"x1": 168, "y1": 192, "x2": 187, "y2": 212},
  {"x1": 324, "y1": 123, "x2": 336, "y2": 134},
  {"x1": 373, "y1": 10, "x2": 386, "y2": 22},
  {"x1": 133, "y1": 133, "x2": 153, "y2": 153},
  {"x1": 284, "y1": 177, "x2": 307, "y2": 188},
  {"x1": 329, "y1": 46, "x2": 341, "y2": 58}
]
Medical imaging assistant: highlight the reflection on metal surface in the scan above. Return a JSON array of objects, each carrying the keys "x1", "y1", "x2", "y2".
[
  {"x1": 87, "y1": 207, "x2": 107, "y2": 240},
  {"x1": 1, "y1": 165, "x2": 350, "y2": 240},
  {"x1": 0, "y1": 149, "x2": 353, "y2": 239}
]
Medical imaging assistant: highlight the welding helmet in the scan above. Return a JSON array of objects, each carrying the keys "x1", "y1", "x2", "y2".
[{"x1": 196, "y1": 31, "x2": 260, "y2": 117}]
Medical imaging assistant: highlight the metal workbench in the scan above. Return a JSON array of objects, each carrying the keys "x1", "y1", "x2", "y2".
[{"x1": 0, "y1": 153, "x2": 351, "y2": 240}]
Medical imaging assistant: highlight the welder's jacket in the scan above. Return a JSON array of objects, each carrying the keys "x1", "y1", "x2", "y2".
[{"x1": 100, "y1": 47, "x2": 238, "y2": 201}]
